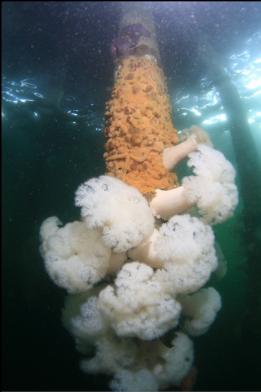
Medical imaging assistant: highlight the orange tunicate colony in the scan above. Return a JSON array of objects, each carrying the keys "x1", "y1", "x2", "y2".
[{"x1": 104, "y1": 56, "x2": 179, "y2": 198}]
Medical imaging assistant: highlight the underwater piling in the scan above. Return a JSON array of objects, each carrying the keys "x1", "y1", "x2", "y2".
[{"x1": 104, "y1": 2, "x2": 179, "y2": 198}]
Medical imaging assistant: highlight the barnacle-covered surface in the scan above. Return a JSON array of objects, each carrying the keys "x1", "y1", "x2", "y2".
[{"x1": 104, "y1": 56, "x2": 179, "y2": 197}]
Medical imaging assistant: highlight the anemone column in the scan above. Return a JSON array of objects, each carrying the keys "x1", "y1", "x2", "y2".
[{"x1": 104, "y1": 3, "x2": 179, "y2": 198}]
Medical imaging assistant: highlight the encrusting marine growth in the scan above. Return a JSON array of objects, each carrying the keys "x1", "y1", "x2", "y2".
[
  {"x1": 104, "y1": 55, "x2": 179, "y2": 197},
  {"x1": 39, "y1": 5, "x2": 238, "y2": 391}
]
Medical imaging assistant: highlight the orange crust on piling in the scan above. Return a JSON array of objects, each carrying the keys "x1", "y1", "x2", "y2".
[{"x1": 104, "y1": 56, "x2": 179, "y2": 197}]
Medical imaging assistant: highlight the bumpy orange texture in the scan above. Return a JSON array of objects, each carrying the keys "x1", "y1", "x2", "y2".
[{"x1": 104, "y1": 56, "x2": 179, "y2": 197}]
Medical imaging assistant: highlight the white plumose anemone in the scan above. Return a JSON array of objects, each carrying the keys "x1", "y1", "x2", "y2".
[
  {"x1": 40, "y1": 217, "x2": 111, "y2": 293},
  {"x1": 179, "y1": 287, "x2": 222, "y2": 336},
  {"x1": 62, "y1": 289, "x2": 108, "y2": 354},
  {"x1": 155, "y1": 215, "x2": 217, "y2": 294},
  {"x1": 129, "y1": 215, "x2": 218, "y2": 295},
  {"x1": 183, "y1": 144, "x2": 238, "y2": 224},
  {"x1": 163, "y1": 125, "x2": 212, "y2": 170},
  {"x1": 80, "y1": 333, "x2": 138, "y2": 375},
  {"x1": 75, "y1": 175, "x2": 154, "y2": 252},
  {"x1": 98, "y1": 262, "x2": 181, "y2": 340},
  {"x1": 153, "y1": 332, "x2": 194, "y2": 388},
  {"x1": 151, "y1": 144, "x2": 238, "y2": 223}
]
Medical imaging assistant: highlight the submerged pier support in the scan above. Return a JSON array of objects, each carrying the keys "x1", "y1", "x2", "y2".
[{"x1": 104, "y1": 3, "x2": 179, "y2": 198}]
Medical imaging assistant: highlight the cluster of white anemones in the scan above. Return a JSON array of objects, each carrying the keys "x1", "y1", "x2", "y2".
[{"x1": 40, "y1": 133, "x2": 237, "y2": 391}]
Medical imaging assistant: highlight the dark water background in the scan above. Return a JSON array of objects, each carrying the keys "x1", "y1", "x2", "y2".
[{"x1": 2, "y1": 2, "x2": 261, "y2": 391}]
